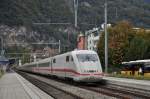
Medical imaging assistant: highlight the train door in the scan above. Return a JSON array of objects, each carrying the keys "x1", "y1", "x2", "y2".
[
  {"x1": 65, "y1": 55, "x2": 74, "y2": 77},
  {"x1": 36, "y1": 62, "x2": 39, "y2": 72},
  {"x1": 65, "y1": 56, "x2": 69, "y2": 77},
  {"x1": 64, "y1": 55, "x2": 73, "y2": 77},
  {"x1": 69, "y1": 56, "x2": 75, "y2": 77},
  {"x1": 50, "y1": 59, "x2": 53, "y2": 74}
]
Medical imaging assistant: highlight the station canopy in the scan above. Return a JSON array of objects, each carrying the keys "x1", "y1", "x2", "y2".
[{"x1": 122, "y1": 59, "x2": 150, "y2": 65}]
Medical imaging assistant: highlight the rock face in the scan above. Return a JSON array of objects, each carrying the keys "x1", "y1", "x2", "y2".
[
  {"x1": 0, "y1": 25, "x2": 55, "y2": 48},
  {"x1": 0, "y1": 24, "x2": 77, "y2": 54}
]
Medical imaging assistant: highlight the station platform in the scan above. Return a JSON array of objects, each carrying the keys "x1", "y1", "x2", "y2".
[
  {"x1": 104, "y1": 76, "x2": 150, "y2": 90},
  {"x1": 0, "y1": 72, "x2": 53, "y2": 99}
]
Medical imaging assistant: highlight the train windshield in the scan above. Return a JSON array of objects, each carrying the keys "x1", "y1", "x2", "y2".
[{"x1": 76, "y1": 54, "x2": 98, "y2": 62}]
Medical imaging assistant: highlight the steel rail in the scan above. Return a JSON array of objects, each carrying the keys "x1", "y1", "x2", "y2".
[{"x1": 17, "y1": 71, "x2": 82, "y2": 99}]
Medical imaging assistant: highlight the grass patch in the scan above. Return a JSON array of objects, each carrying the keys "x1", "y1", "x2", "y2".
[
  {"x1": 111, "y1": 74, "x2": 150, "y2": 80},
  {"x1": 0, "y1": 69, "x2": 4, "y2": 78}
]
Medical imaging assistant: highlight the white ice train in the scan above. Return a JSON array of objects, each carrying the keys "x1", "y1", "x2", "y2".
[{"x1": 18, "y1": 50, "x2": 103, "y2": 82}]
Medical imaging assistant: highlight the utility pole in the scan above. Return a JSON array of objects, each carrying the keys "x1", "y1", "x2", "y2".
[
  {"x1": 115, "y1": 7, "x2": 118, "y2": 19},
  {"x1": 74, "y1": 0, "x2": 78, "y2": 28},
  {"x1": 58, "y1": 40, "x2": 61, "y2": 53},
  {"x1": 115, "y1": 7, "x2": 118, "y2": 22},
  {"x1": 104, "y1": 0, "x2": 108, "y2": 74},
  {"x1": 0, "y1": 37, "x2": 4, "y2": 56}
]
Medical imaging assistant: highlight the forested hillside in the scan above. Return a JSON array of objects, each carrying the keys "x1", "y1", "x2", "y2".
[
  {"x1": 0, "y1": 0, "x2": 149, "y2": 28},
  {"x1": 0, "y1": 0, "x2": 149, "y2": 51}
]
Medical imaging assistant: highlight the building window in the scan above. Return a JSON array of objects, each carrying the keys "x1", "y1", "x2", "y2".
[
  {"x1": 93, "y1": 31, "x2": 99, "y2": 37},
  {"x1": 66, "y1": 56, "x2": 69, "y2": 62}
]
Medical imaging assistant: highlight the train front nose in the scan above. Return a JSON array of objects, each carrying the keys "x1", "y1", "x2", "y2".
[
  {"x1": 75, "y1": 53, "x2": 103, "y2": 82},
  {"x1": 74, "y1": 74, "x2": 103, "y2": 82},
  {"x1": 79, "y1": 61, "x2": 100, "y2": 73}
]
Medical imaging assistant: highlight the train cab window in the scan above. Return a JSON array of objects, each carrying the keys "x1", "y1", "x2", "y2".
[
  {"x1": 53, "y1": 59, "x2": 56, "y2": 63},
  {"x1": 66, "y1": 56, "x2": 69, "y2": 62},
  {"x1": 76, "y1": 54, "x2": 98, "y2": 62}
]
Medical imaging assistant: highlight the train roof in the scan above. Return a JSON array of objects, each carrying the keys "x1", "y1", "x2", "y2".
[
  {"x1": 21, "y1": 50, "x2": 98, "y2": 65},
  {"x1": 72, "y1": 50, "x2": 97, "y2": 54},
  {"x1": 52, "y1": 50, "x2": 97, "y2": 58},
  {"x1": 21, "y1": 61, "x2": 37, "y2": 67},
  {"x1": 38, "y1": 57, "x2": 51, "y2": 63}
]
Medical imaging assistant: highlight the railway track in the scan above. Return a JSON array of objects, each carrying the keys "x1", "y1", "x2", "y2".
[
  {"x1": 48, "y1": 75, "x2": 150, "y2": 99},
  {"x1": 105, "y1": 84, "x2": 150, "y2": 98},
  {"x1": 17, "y1": 71, "x2": 82, "y2": 99},
  {"x1": 80, "y1": 84, "x2": 150, "y2": 99},
  {"x1": 17, "y1": 71, "x2": 150, "y2": 99}
]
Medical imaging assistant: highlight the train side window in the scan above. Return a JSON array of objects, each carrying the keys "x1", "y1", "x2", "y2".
[
  {"x1": 53, "y1": 59, "x2": 56, "y2": 63},
  {"x1": 71, "y1": 56, "x2": 74, "y2": 61},
  {"x1": 66, "y1": 56, "x2": 69, "y2": 62}
]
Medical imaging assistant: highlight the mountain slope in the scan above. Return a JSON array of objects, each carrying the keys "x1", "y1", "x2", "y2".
[
  {"x1": 78, "y1": 0, "x2": 150, "y2": 29},
  {"x1": 0, "y1": 0, "x2": 149, "y2": 52},
  {"x1": 0, "y1": 0, "x2": 149, "y2": 28}
]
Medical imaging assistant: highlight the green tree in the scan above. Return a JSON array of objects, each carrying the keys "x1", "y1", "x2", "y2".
[
  {"x1": 125, "y1": 29, "x2": 150, "y2": 61},
  {"x1": 97, "y1": 21, "x2": 133, "y2": 66},
  {"x1": 124, "y1": 36, "x2": 148, "y2": 61}
]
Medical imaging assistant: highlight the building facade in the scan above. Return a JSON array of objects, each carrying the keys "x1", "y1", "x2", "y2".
[
  {"x1": 85, "y1": 28, "x2": 103, "y2": 51},
  {"x1": 77, "y1": 24, "x2": 111, "y2": 51}
]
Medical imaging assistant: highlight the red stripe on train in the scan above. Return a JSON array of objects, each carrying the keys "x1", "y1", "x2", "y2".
[{"x1": 34, "y1": 68, "x2": 103, "y2": 76}]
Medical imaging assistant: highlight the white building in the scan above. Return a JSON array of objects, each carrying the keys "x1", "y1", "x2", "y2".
[
  {"x1": 84, "y1": 24, "x2": 111, "y2": 51},
  {"x1": 85, "y1": 28, "x2": 103, "y2": 51}
]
